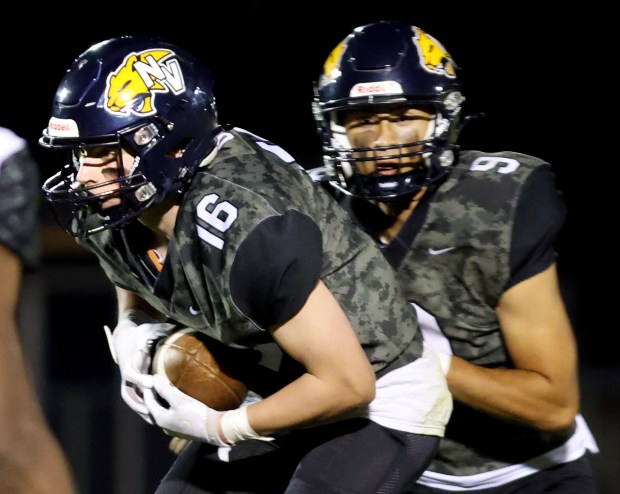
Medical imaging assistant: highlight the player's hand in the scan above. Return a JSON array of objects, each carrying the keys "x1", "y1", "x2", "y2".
[
  {"x1": 143, "y1": 374, "x2": 227, "y2": 446},
  {"x1": 104, "y1": 312, "x2": 176, "y2": 423}
]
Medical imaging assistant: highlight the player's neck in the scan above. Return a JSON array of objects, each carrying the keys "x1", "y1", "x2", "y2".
[
  {"x1": 377, "y1": 187, "x2": 427, "y2": 244},
  {"x1": 138, "y1": 196, "x2": 180, "y2": 240}
]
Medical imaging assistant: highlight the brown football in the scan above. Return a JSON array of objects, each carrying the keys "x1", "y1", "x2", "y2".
[{"x1": 151, "y1": 329, "x2": 248, "y2": 411}]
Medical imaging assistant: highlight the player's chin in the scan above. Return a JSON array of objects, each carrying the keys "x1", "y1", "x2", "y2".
[
  {"x1": 376, "y1": 165, "x2": 418, "y2": 177},
  {"x1": 376, "y1": 168, "x2": 399, "y2": 176}
]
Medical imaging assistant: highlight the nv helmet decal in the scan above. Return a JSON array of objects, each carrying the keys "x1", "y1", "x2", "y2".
[
  {"x1": 412, "y1": 27, "x2": 456, "y2": 78},
  {"x1": 105, "y1": 49, "x2": 186, "y2": 116}
]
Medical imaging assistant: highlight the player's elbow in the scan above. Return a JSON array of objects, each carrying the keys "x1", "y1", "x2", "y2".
[
  {"x1": 344, "y1": 373, "x2": 376, "y2": 408},
  {"x1": 531, "y1": 403, "x2": 578, "y2": 432},
  {"x1": 329, "y1": 370, "x2": 375, "y2": 411},
  {"x1": 535, "y1": 383, "x2": 580, "y2": 432},
  {"x1": 356, "y1": 379, "x2": 376, "y2": 406},
  {"x1": 343, "y1": 387, "x2": 375, "y2": 412}
]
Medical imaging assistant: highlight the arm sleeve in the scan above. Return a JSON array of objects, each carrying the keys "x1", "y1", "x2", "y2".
[
  {"x1": 0, "y1": 143, "x2": 41, "y2": 271},
  {"x1": 230, "y1": 210, "x2": 323, "y2": 328},
  {"x1": 506, "y1": 165, "x2": 567, "y2": 290}
]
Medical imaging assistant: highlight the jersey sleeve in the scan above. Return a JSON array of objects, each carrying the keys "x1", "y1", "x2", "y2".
[
  {"x1": 230, "y1": 210, "x2": 323, "y2": 328},
  {"x1": 0, "y1": 140, "x2": 41, "y2": 271},
  {"x1": 506, "y1": 165, "x2": 566, "y2": 290}
]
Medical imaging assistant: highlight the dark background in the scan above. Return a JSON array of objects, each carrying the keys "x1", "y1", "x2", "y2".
[
  {"x1": 3, "y1": 6, "x2": 617, "y2": 494},
  {"x1": 2, "y1": 7, "x2": 609, "y2": 364}
]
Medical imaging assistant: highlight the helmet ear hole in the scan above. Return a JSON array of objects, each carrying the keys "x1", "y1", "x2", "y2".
[
  {"x1": 167, "y1": 137, "x2": 191, "y2": 158},
  {"x1": 333, "y1": 111, "x2": 346, "y2": 127}
]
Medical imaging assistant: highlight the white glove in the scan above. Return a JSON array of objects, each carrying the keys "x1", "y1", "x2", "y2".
[
  {"x1": 143, "y1": 374, "x2": 226, "y2": 446},
  {"x1": 143, "y1": 374, "x2": 272, "y2": 447},
  {"x1": 103, "y1": 309, "x2": 176, "y2": 424}
]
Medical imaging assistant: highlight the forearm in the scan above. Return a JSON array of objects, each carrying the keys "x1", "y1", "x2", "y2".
[
  {"x1": 245, "y1": 371, "x2": 372, "y2": 436},
  {"x1": 447, "y1": 356, "x2": 578, "y2": 432},
  {"x1": 0, "y1": 322, "x2": 76, "y2": 494},
  {"x1": 0, "y1": 427, "x2": 77, "y2": 494},
  {"x1": 115, "y1": 287, "x2": 165, "y2": 322},
  {"x1": 145, "y1": 281, "x2": 376, "y2": 445},
  {"x1": 245, "y1": 280, "x2": 375, "y2": 436},
  {"x1": 462, "y1": 265, "x2": 582, "y2": 432}
]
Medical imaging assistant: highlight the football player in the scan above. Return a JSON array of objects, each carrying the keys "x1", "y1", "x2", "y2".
[
  {"x1": 39, "y1": 36, "x2": 452, "y2": 493},
  {"x1": 311, "y1": 20, "x2": 600, "y2": 494},
  {"x1": 0, "y1": 127, "x2": 77, "y2": 493}
]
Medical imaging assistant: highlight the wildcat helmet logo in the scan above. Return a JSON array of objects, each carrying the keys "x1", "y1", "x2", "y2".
[
  {"x1": 412, "y1": 27, "x2": 456, "y2": 78},
  {"x1": 105, "y1": 49, "x2": 186, "y2": 116},
  {"x1": 322, "y1": 39, "x2": 347, "y2": 82}
]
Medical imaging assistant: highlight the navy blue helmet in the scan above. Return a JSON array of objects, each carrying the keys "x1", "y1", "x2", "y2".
[
  {"x1": 313, "y1": 21, "x2": 465, "y2": 201},
  {"x1": 40, "y1": 35, "x2": 220, "y2": 237}
]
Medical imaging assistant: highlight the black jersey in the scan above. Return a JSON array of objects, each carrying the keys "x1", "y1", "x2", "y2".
[
  {"x1": 79, "y1": 129, "x2": 425, "y2": 388},
  {"x1": 352, "y1": 150, "x2": 564, "y2": 367},
  {"x1": 0, "y1": 128, "x2": 40, "y2": 270},
  {"x1": 321, "y1": 150, "x2": 596, "y2": 481}
]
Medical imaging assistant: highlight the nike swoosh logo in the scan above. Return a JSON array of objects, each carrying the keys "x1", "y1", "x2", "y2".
[
  {"x1": 189, "y1": 305, "x2": 201, "y2": 315},
  {"x1": 428, "y1": 247, "x2": 456, "y2": 256}
]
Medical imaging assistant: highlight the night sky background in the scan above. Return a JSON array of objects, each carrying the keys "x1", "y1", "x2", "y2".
[{"x1": 1, "y1": 5, "x2": 616, "y2": 493}]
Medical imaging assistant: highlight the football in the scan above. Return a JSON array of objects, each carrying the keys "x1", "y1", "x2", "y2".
[{"x1": 151, "y1": 328, "x2": 248, "y2": 411}]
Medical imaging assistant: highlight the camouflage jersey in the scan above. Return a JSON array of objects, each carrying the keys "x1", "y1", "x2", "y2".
[
  {"x1": 0, "y1": 127, "x2": 40, "y2": 270},
  {"x1": 77, "y1": 129, "x2": 453, "y2": 434},
  {"x1": 324, "y1": 150, "x2": 597, "y2": 485}
]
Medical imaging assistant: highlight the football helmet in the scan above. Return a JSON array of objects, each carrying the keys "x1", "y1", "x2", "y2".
[
  {"x1": 313, "y1": 21, "x2": 465, "y2": 201},
  {"x1": 40, "y1": 35, "x2": 221, "y2": 238}
]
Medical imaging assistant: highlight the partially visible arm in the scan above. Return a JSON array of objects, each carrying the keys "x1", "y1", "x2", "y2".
[
  {"x1": 228, "y1": 211, "x2": 375, "y2": 435},
  {"x1": 107, "y1": 286, "x2": 176, "y2": 423},
  {"x1": 0, "y1": 244, "x2": 77, "y2": 494},
  {"x1": 246, "y1": 280, "x2": 376, "y2": 435},
  {"x1": 115, "y1": 286, "x2": 165, "y2": 322},
  {"x1": 145, "y1": 279, "x2": 376, "y2": 444},
  {"x1": 448, "y1": 263, "x2": 579, "y2": 432},
  {"x1": 446, "y1": 165, "x2": 578, "y2": 433}
]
